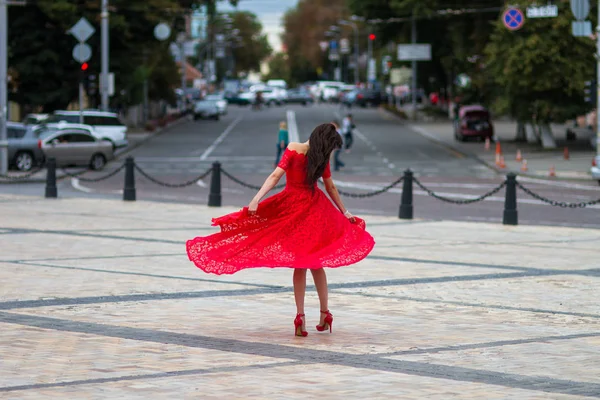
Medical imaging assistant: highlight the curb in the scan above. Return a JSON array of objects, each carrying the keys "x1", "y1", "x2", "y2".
[
  {"x1": 0, "y1": 116, "x2": 188, "y2": 185},
  {"x1": 379, "y1": 108, "x2": 594, "y2": 183}
]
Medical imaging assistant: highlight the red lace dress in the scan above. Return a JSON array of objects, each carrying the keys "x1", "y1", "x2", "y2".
[{"x1": 186, "y1": 148, "x2": 375, "y2": 275}]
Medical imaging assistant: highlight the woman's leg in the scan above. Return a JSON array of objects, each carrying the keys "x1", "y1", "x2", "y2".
[
  {"x1": 310, "y1": 268, "x2": 329, "y2": 324},
  {"x1": 293, "y1": 269, "x2": 307, "y2": 327}
]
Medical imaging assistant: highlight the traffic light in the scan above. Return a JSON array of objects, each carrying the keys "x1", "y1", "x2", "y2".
[
  {"x1": 81, "y1": 62, "x2": 89, "y2": 71},
  {"x1": 584, "y1": 80, "x2": 596, "y2": 106},
  {"x1": 369, "y1": 33, "x2": 376, "y2": 41},
  {"x1": 88, "y1": 74, "x2": 97, "y2": 95}
]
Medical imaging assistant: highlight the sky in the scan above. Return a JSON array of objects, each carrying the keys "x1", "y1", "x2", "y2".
[{"x1": 217, "y1": 0, "x2": 299, "y2": 52}]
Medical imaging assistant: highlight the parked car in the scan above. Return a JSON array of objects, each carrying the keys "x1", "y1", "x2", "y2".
[
  {"x1": 205, "y1": 93, "x2": 228, "y2": 115},
  {"x1": 286, "y1": 88, "x2": 314, "y2": 106},
  {"x1": 591, "y1": 155, "x2": 600, "y2": 185},
  {"x1": 46, "y1": 110, "x2": 128, "y2": 149},
  {"x1": 22, "y1": 113, "x2": 49, "y2": 125},
  {"x1": 38, "y1": 128, "x2": 114, "y2": 170},
  {"x1": 194, "y1": 100, "x2": 220, "y2": 120},
  {"x1": 342, "y1": 89, "x2": 384, "y2": 107},
  {"x1": 7, "y1": 122, "x2": 46, "y2": 171},
  {"x1": 453, "y1": 105, "x2": 494, "y2": 142}
]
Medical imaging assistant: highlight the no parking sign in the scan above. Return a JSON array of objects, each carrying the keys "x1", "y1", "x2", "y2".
[{"x1": 503, "y1": 7, "x2": 525, "y2": 31}]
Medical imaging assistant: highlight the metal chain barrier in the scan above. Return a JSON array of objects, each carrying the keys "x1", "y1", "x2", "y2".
[
  {"x1": 221, "y1": 168, "x2": 285, "y2": 190},
  {"x1": 134, "y1": 164, "x2": 213, "y2": 188},
  {"x1": 413, "y1": 177, "x2": 507, "y2": 204},
  {"x1": 516, "y1": 182, "x2": 600, "y2": 208},
  {"x1": 0, "y1": 167, "x2": 45, "y2": 182},
  {"x1": 319, "y1": 176, "x2": 405, "y2": 198},
  {"x1": 60, "y1": 164, "x2": 126, "y2": 183}
]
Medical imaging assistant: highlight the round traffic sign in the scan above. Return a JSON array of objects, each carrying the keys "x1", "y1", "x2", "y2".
[
  {"x1": 72, "y1": 43, "x2": 92, "y2": 63},
  {"x1": 503, "y1": 8, "x2": 525, "y2": 31},
  {"x1": 154, "y1": 23, "x2": 171, "y2": 41},
  {"x1": 571, "y1": 0, "x2": 590, "y2": 20}
]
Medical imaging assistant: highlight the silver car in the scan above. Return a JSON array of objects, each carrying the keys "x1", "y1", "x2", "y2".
[
  {"x1": 193, "y1": 100, "x2": 220, "y2": 121},
  {"x1": 39, "y1": 129, "x2": 114, "y2": 170},
  {"x1": 7, "y1": 122, "x2": 46, "y2": 171}
]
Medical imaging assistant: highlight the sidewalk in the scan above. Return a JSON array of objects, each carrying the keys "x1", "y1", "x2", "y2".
[
  {"x1": 407, "y1": 119, "x2": 596, "y2": 181},
  {"x1": 1, "y1": 194, "x2": 599, "y2": 398}
]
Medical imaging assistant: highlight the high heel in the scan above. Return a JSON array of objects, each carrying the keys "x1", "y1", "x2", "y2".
[
  {"x1": 294, "y1": 313, "x2": 308, "y2": 337},
  {"x1": 315, "y1": 310, "x2": 333, "y2": 333}
]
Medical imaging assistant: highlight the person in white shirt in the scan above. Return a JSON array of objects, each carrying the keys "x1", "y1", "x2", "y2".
[{"x1": 342, "y1": 114, "x2": 354, "y2": 152}]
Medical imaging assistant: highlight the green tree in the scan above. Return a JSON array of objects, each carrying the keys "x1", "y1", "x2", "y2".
[
  {"x1": 263, "y1": 53, "x2": 291, "y2": 83},
  {"x1": 484, "y1": 0, "x2": 595, "y2": 124},
  {"x1": 229, "y1": 11, "x2": 272, "y2": 74}
]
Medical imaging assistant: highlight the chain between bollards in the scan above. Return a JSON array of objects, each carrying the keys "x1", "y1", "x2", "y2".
[
  {"x1": 503, "y1": 173, "x2": 518, "y2": 225},
  {"x1": 44, "y1": 158, "x2": 57, "y2": 198},
  {"x1": 208, "y1": 161, "x2": 222, "y2": 207},
  {"x1": 398, "y1": 169, "x2": 413, "y2": 219},
  {"x1": 123, "y1": 157, "x2": 136, "y2": 201}
]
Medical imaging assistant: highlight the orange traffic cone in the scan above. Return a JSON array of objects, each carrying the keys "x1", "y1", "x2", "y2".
[
  {"x1": 516, "y1": 149, "x2": 522, "y2": 162},
  {"x1": 485, "y1": 137, "x2": 491, "y2": 151},
  {"x1": 549, "y1": 165, "x2": 556, "y2": 177},
  {"x1": 521, "y1": 159, "x2": 528, "y2": 172},
  {"x1": 563, "y1": 147, "x2": 570, "y2": 160},
  {"x1": 495, "y1": 141, "x2": 501, "y2": 156},
  {"x1": 498, "y1": 156, "x2": 506, "y2": 169}
]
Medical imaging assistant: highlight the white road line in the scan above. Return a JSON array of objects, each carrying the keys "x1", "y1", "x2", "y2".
[
  {"x1": 196, "y1": 180, "x2": 207, "y2": 188},
  {"x1": 196, "y1": 115, "x2": 243, "y2": 160},
  {"x1": 71, "y1": 178, "x2": 123, "y2": 195},
  {"x1": 135, "y1": 156, "x2": 274, "y2": 162},
  {"x1": 518, "y1": 176, "x2": 600, "y2": 191},
  {"x1": 286, "y1": 110, "x2": 300, "y2": 142}
]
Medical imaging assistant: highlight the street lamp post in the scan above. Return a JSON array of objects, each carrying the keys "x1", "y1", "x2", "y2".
[
  {"x1": 339, "y1": 20, "x2": 359, "y2": 84},
  {"x1": 101, "y1": 0, "x2": 109, "y2": 111}
]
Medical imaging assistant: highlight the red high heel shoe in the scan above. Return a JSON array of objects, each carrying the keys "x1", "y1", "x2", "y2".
[
  {"x1": 294, "y1": 313, "x2": 308, "y2": 337},
  {"x1": 315, "y1": 310, "x2": 333, "y2": 333}
]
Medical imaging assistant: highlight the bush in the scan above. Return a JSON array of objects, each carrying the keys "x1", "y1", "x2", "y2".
[
  {"x1": 145, "y1": 122, "x2": 156, "y2": 132},
  {"x1": 157, "y1": 118, "x2": 167, "y2": 127},
  {"x1": 380, "y1": 104, "x2": 408, "y2": 119}
]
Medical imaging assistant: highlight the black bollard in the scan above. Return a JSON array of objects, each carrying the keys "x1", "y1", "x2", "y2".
[
  {"x1": 503, "y1": 173, "x2": 518, "y2": 225},
  {"x1": 208, "y1": 162, "x2": 222, "y2": 207},
  {"x1": 123, "y1": 157, "x2": 136, "y2": 201},
  {"x1": 45, "y1": 157, "x2": 57, "y2": 198},
  {"x1": 399, "y1": 169, "x2": 413, "y2": 219}
]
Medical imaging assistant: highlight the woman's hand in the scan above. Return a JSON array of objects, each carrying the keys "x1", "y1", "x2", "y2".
[
  {"x1": 248, "y1": 199, "x2": 259, "y2": 215},
  {"x1": 344, "y1": 210, "x2": 356, "y2": 224}
]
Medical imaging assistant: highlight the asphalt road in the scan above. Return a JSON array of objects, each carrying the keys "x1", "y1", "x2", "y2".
[{"x1": 2, "y1": 103, "x2": 600, "y2": 228}]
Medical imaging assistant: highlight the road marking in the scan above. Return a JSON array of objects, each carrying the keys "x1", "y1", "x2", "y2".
[
  {"x1": 71, "y1": 178, "x2": 123, "y2": 195},
  {"x1": 286, "y1": 110, "x2": 300, "y2": 142},
  {"x1": 134, "y1": 156, "x2": 274, "y2": 162},
  {"x1": 196, "y1": 180, "x2": 207, "y2": 188},
  {"x1": 408, "y1": 125, "x2": 465, "y2": 159},
  {"x1": 196, "y1": 115, "x2": 243, "y2": 160},
  {"x1": 518, "y1": 176, "x2": 600, "y2": 191}
]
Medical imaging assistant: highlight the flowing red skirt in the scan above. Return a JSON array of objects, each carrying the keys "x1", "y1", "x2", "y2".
[{"x1": 186, "y1": 186, "x2": 375, "y2": 275}]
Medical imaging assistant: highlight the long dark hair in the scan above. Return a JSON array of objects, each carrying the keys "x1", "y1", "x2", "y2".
[{"x1": 305, "y1": 123, "x2": 342, "y2": 186}]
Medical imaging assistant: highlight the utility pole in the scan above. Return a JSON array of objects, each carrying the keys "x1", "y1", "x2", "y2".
[
  {"x1": 411, "y1": 12, "x2": 418, "y2": 120},
  {"x1": 367, "y1": 33, "x2": 372, "y2": 88},
  {"x1": 100, "y1": 0, "x2": 109, "y2": 111},
  {"x1": 0, "y1": 0, "x2": 8, "y2": 175}
]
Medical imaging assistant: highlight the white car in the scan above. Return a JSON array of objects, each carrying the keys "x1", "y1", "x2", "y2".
[
  {"x1": 205, "y1": 94, "x2": 228, "y2": 115},
  {"x1": 47, "y1": 110, "x2": 128, "y2": 149},
  {"x1": 591, "y1": 155, "x2": 600, "y2": 185}
]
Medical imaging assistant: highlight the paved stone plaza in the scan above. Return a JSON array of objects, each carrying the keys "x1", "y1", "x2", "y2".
[{"x1": 0, "y1": 194, "x2": 599, "y2": 399}]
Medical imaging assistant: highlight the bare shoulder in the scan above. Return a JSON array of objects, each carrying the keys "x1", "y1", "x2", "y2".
[{"x1": 287, "y1": 142, "x2": 308, "y2": 154}]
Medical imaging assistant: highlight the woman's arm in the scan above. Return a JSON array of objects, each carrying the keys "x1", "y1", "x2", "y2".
[
  {"x1": 248, "y1": 167, "x2": 285, "y2": 214},
  {"x1": 323, "y1": 177, "x2": 355, "y2": 222}
]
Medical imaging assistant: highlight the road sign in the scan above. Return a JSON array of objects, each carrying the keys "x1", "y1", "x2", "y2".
[
  {"x1": 571, "y1": 0, "x2": 590, "y2": 20},
  {"x1": 69, "y1": 17, "x2": 95, "y2": 43},
  {"x1": 526, "y1": 5, "x2": 558, "y2": 18},
  {"x1": 340, "y1": 38, "x2": 350, "y2": 54},
  {"x1": 502, "y1": 8, "x2": 525, "y2": 31},
  {"x1": 572, "y1": 21, "x2": 593, "y2": 36},
  {"x1": 397, "y1": 44, "x2": 431, "y2": 61},
  {"x1": 154, "y1": 23, "x2": 171, "y2": 41},
  {"x1": 72, "y1": 43, "x2": 92, "y2": 63},
  {"x1": 367, "y1": 59, "x2": 376, "y2": 81},
  {"x1": 319, "y1": 41, "x2": 328, "y2": 52}
]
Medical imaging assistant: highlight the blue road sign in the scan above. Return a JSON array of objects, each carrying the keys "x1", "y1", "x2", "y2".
[{"x1": 503, "y1": 8, "x2": 525, "y2": 31}]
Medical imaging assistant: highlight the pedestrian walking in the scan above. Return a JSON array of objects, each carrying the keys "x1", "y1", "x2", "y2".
[
  {"x1": 342, "y1": 113, "x2": 355, "y2": 152},
  {"x1": 274, "y1": 121, "x2": 289, "y2": 167},
  {"x1": 331, "y1": 120, "x2": 345, "y2": 171},
  {"x1": 186, "y1": 123, "x2": 375, "y2": 337}
]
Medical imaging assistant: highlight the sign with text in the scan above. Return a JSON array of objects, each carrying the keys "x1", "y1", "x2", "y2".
[
  {"x1": 397, "y1": 44, "x2": 431, "y2": 61},
  {"x1": 526, "y1": 5, "x2": 558, "y2": 18}
]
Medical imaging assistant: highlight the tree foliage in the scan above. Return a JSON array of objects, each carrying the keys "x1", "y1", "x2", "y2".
[
  {"x1": 263, "y1": 53, "x2": 291, "y2": 83},
  {"x1": 229, "y1": 11, "x2": 272, "y2": 74},
  {"x1": 282, "y1": 0, "x2": 349, "y2": 83}
]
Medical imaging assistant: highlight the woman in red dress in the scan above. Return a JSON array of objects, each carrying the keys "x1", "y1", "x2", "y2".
[{"x1": 186, "y1": 123, "x2": 375, "y2": 336}]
